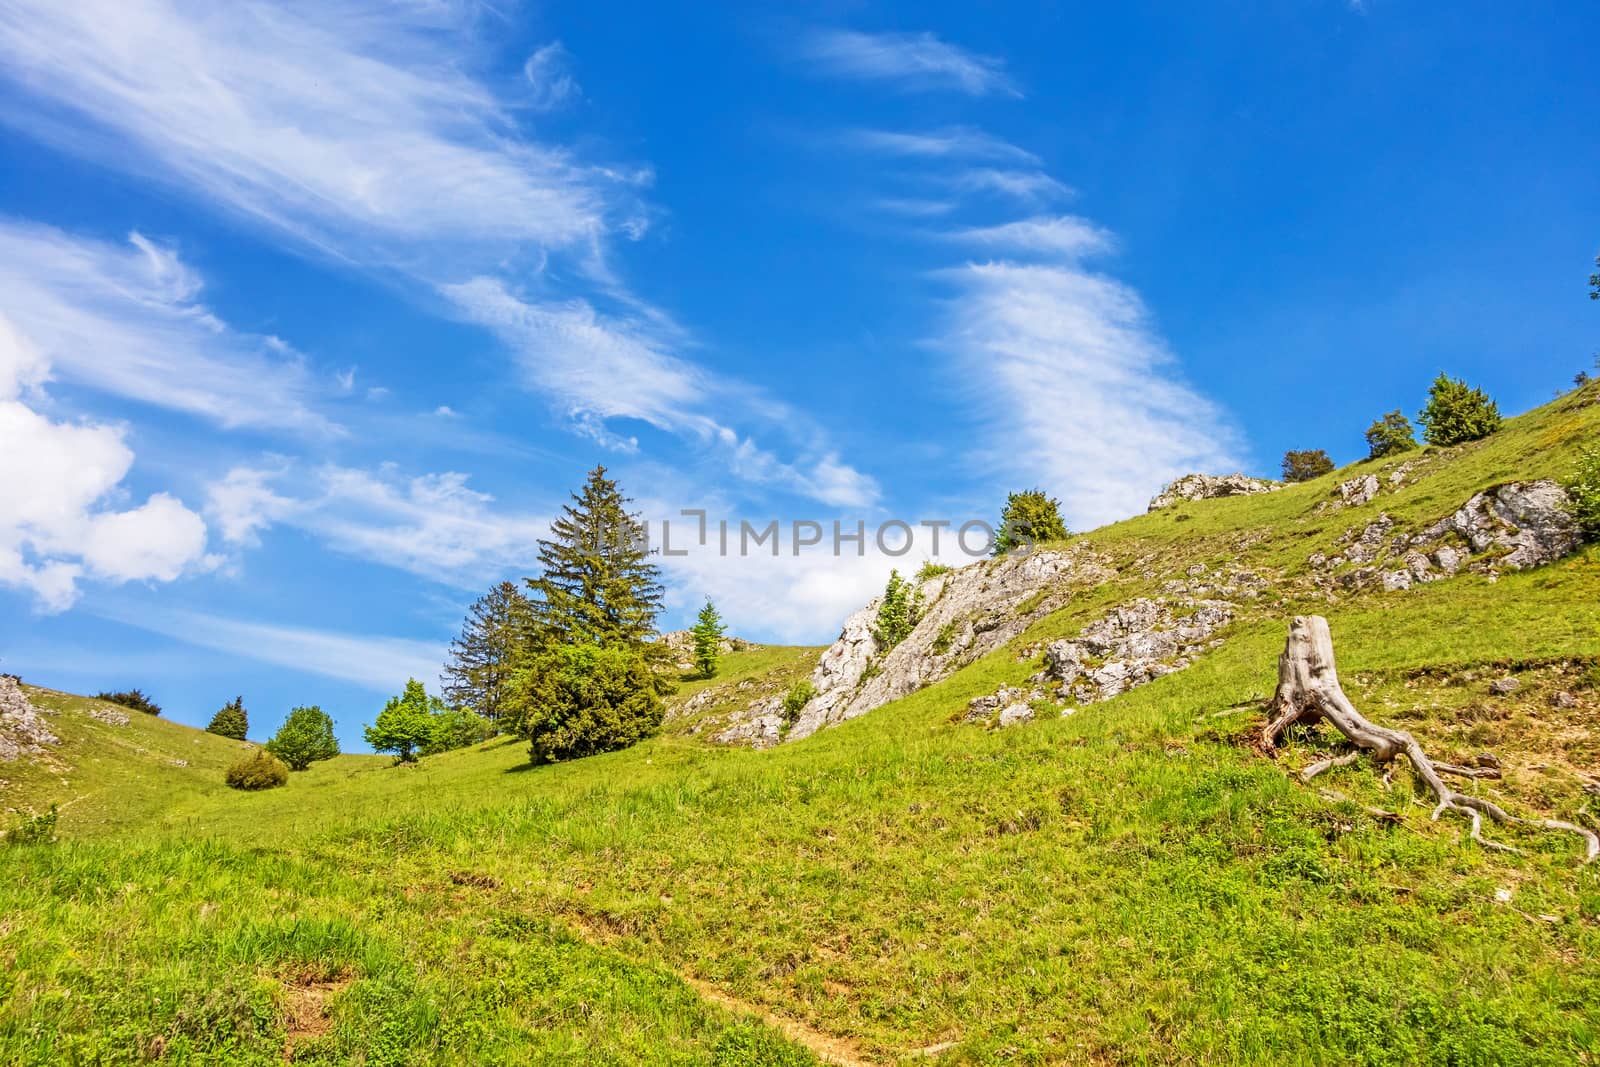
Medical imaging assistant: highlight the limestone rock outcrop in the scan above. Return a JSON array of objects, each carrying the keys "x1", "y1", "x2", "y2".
[
  {"x1": 717, "y1": 544, "x2": 1115, "y2": 746},
  {"x1": 0, "y1": 677, "x2": 58, "y2": 763},
  {"x1": 1148, "y1": 473, "x2": 1280, "y2": 513}
]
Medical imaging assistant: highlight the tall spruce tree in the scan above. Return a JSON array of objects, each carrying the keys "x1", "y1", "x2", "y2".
[
  {"x1": 443, "y1": 581, "x2": 532, "y2": 726},
  {"x1": 690, "y1": 598, "x2": 727, "y2": 679},
  {"x1": 509, "y1": 466, "x2": 668, "y2": 763},
  {"x1": 526, "y1": 465, "x2": 664, "y2": 650}
]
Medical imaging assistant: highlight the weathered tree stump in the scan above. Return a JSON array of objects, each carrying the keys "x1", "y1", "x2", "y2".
[{"x1": 1261, "y1": 615, "x2": 1597, "y2": 864}]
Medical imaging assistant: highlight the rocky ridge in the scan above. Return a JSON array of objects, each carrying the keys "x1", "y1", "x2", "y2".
[
  {"x1": 714, "y1": 544, "x2": 1115, "y2": 747},
  {"x1": 1148, "y1": 473, "x2": 1281, "y2": 512}
]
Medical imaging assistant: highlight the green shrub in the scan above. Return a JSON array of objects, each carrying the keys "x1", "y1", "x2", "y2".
[
  {"x1": 206, "y1": 696, "x2": 248, "y2": 740},
  {"x1": 995, "y1": 489, "x2": 1069, "y2": 555},
  {"x1": 6, "y1": 804, "x2": 59, "y2": 845},
  {"x1": 265, "y1": 706, "x2": 340, "y2": 771},
  {"x1": 780, "y1": 680, "x2": 816, "y2": 732},
  {"x1": 1418, "y1": 373, "x2": 1502, "y2": 446},
  {"x1": 94, "y1": 688, "x2": 161, "y2": 716},
  {"x1": 510, "y1": 645, "x2": 664, "y2": 764},
  {"x1": 930, "y1": 621, "x2": 958, "y2": 656},
  {"x1": 1364, "y1": 410, "x2": 1417, "y2": 459},
  {"x1": 874, "y1": 570, "x2": 920, "y2": 650},
  {"x1": 225, "y1": 750, "x2": 289, "y2": 791},
  {"x1": 914, "y1": 561, "x2": 951, "y2": 583},
  {"x1": 1563, "y1": 445, "x2": 1600, "y2": 540},
  {"x1": 1281, "y1": 449, "x2": 1334, "y2": 482}
]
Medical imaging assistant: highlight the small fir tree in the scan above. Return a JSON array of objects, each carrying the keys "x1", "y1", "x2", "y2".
[
  {"x1": 443, "y1": 581, "x2": 533, "y2": 727},
  {"x1": 365, "y1": 679, "x2": 442, "y2": 764},
  {"x1": 690, "y1": 598, "x2": 727, "y2": 679},
  {"x1": 994, "y1": 489, "x2": 1070, "y2": 556},
  {"x1": 265, "y1": 706, "x2": 339, "y2": 771},
  {"x1": 1364, "y1": 410, "x2": 1418, "y2": 459},
  {"x1": 1281, "y1": 449, "x2": 1335, "y2": 482},
  {"x1": 206, "y1": 696, "x2": 249, "y2": 740},
  {"x1": 1417, "y1": 373, "x2": 1502, "y2": 447}
]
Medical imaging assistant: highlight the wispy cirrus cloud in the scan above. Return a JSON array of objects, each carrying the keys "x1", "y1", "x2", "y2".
[
  {"x1": 934, "y1": 259, "x2": 1239, "y2": 527},
  {"x1": 207, "y1": 462, "x2": 549, "y2": 588},
  {"x1": 0, "y1": 0, "x2": 635, "y2": 266},
  {"x1": 440, "y1": 278, "x2": 880, "y2": 508},
  {"x1": 847, "y1": 126, "x2": 1037, "y2": 163},
  {"x1": 799, "y1": 28, "x2": 1022, "y2": 98},
  {"x1": 949, "y1": 215, "x2": 1116, "y2": 259},
  {"x1": 0, "y1": 218, "x2": 333, "y2": 432},
  {"x1": 103, "y1": 606, "x2": 446, "y2": 692}
]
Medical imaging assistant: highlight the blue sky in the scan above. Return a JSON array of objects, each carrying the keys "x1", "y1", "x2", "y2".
[{"x1": 1, "y1": 1, "x2": 1595, "y2": 748}]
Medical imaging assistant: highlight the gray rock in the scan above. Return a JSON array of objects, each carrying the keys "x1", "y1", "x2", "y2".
[
  {"x1": 0, "y1": 677, "x2": 59, "y2": 763},
  {"x1": 1431, "y1": 545, "x2": 1463, "y2": 575},
  {"x1": 1417, "y1": 481, "x2": 1580, "y2": 571},
  {"x1": 1488, "y1": 677, "x2": 1522, "y2": 696},
  {"x1": 1039, "y1": 597, "x2": 1233, "y2": 706},
  {"x1": 88, "y1": 707, "x2": 130, "y2": 726},
  {"x1": 1550, "y1": 691, "x2": 1579, "y2": 709},
  {"x1": 997, "y1": 702, "x2": 1036, "y2": 728},
  {"x1": 1148, "y1": 473, "x2": 1281, "y2": 512},
  {"x1": 1338, "y1": 474, "x2": 1380, "y2": 507},
  {"x1": 1380, "y1": 569, "x2": 1413, "y2": 592}
]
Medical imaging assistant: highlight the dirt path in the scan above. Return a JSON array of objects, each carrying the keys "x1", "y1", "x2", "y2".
[{"x1": 560, "y1": 914, "x2": 890, "y2": 1067}]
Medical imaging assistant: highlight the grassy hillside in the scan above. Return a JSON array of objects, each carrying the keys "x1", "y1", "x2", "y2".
[{"x1": 3, "y1": 384, "x2": 1599, "y2": 1065}]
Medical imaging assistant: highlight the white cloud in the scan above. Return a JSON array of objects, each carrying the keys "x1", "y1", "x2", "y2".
[
  {"x1": 523, "y1": 41, "x2": 579, "y2": 110},
  {"x1": 441, "y1": 277, "x2": 880, "y2": 508},
  {"x1": 207, "y1": 462, "x2": 549, "y2": 587},
  {"x1": 951, "y1": 167, "x2": 1073, "y2": 203},
  {"x1": 0, "y1": 0, "x2": 624, "y2": 264},
  {"x1": 800, "y1": 29, "x2": 1022, "y2": 97},
  {"x1": 106, "y1": 608, "x2": 445, "y2": 692},
  {"x1": 0, "y1": 220, "x2": 331, "y2": 432},
  {"x1": 950, "y1": 215, "x2": 1116, "y2": 259},
  {"x1": 874, "y1": 197, "x2": 958, "y2": 218},
  {"x1": 848, "y1": 127, "x2": 1037, "y2": 163},
  {"x1": 0, "y1": 314, "x2": 210, "y2": 611},
  {"x1": 934, "y1": 261, "x2": 1240, "y2": 528}
]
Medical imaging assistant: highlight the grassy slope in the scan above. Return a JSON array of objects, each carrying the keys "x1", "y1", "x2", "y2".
[{"x1": 3, "y1": 385, "x2": 1599, "y2": 1066}]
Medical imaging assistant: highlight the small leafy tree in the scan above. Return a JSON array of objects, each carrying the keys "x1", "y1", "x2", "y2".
[
  {"x1": 1418, "y1": 373, "x2": 1502, "y2": 446},
  {"x1": 874, "y1": 569, "x2": 919, "y2": 650},
  {"x1": 1364, "y1": 410, "x2": 1417, "y2": 459},
  {"x1": 1281, "y1": 449, "x2": 1334, "y2": 482},
  {"x1": 6, "y1": 805, "x2": 59, "y2": 845},
  {"x1": 95, "y1": 689, "x2": 161, "y2": 716},
  {"x1": 365, "y1": 679, "x2": 443, "y2": 764},
  {"x1": 690, "y1": 598, "x2": 727, "y2": 679},
  {"x1": 510, "y1": 644, "x2": 663, "y2": 764},
  {"x1": 225, "y1": 750, "x2": 289, "y2": 791},
  {"x1": 206, "y1": 696, "x2": 248, "y2": 741},
  {"x1": 424, "y1": 706, "x2": 492, "y2": 756},
  {"x1": 265, "y1": 706, "x2": 340, "y2": 771},
  {"x1": 915, "y1": 561, "x2": 951, "y2": 582},
  {"x1": 1564, "y1": 445, "x2": 1600, "y2": 541},
  {"x1": 994, "y1": 489, "x2": 1069, "y2": 555}
]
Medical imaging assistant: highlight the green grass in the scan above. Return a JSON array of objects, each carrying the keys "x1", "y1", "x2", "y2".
[{"x1": 4, "y1": 382, "x2": 1600, "y2": 1064}]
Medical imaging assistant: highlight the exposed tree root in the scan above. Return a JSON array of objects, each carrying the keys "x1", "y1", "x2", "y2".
[{"x1": 1261, "y1": 616, "x2": 1599, "y2": 865}]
